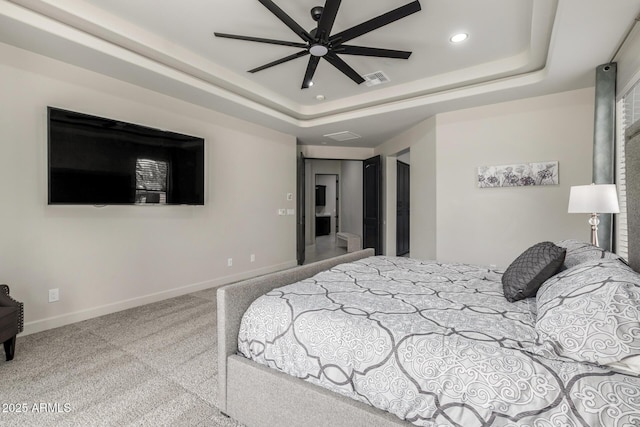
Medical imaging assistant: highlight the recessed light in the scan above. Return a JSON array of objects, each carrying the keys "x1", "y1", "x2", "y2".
[
  {"x1": 450, "y1": 33, "x2": 468, "y2": 43},
  {"x1": 316, "y1": 95, "x2": 325, "y2": 101}
]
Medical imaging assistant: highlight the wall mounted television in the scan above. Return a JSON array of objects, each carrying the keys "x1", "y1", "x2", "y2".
[{"x1": 48, "y1": 107, "x2": 205, "y2": 205}]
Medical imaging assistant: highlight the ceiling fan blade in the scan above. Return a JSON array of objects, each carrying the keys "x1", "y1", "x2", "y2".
[
  {"x1": 316, "y1": 0, "x2": 341, "y2": 42},
  {"x1": 258, "y1": 0, "x2": 314, "y2": 43},
  {"x1": 335, "y1": 45, "x2": 412, "y2": 59},
  {"x1": 330, "y1": 0, "x2": 421, "y2": 45},
  {"x1": 249, "y1": 50, "x2": 310, "y2": 73},
  {"x1": 214, "y1": 33, "x2": 307, "y2": 48},
  {"x1": 323, "y1": 52, "x2": 365, "y2": 85},
  {"x1": 302, "y1": 56, "x2": 321, "y2": 89}
]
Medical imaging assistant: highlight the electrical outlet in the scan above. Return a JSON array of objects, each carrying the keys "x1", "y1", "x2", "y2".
[
  {"x1": 250, "y1": 254, "x2": 255, "y2": 263},
  {"x1": 48, "y1": 288, "x2": 59, "y2": 303},
  {"x1": 227, "y1": 258, "x2": 233, "y2": 267}
]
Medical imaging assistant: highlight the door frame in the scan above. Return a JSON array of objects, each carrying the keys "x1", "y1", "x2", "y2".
[
  {"x1": 297, "y1": 157, "x2": 366, "y2": 264},
  {"x1": 363, "y1": 155, "x2": 383, "y2": 255}
]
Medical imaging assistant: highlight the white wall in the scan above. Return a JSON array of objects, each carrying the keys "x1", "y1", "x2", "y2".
[
  {"x1": 435, "y1": 88, "x2": 594, "y2": 267},
  {"x1": 0, "y1": 42, "x2": 297, "y2": 334},
  {"x1": 398, "y1": 151, "x2": 411, "y2": 165},
  {"x1": 616, "y1": 23, "x2": 640, "y2": 98},
  {"x1": 377, "y1": 117, "x2": 437, "y2": 259},
  {"x1": 383, "y1": 156, "x2": 397, "y2": 255},
  {"x1": 340, "y1": 161, "x2": 363, "y2": 237},
  {"x1": 409, "y1": 118, "x2": 438, "y2": 260},
  {"x1": 377, "y1": 89, "x2": 595, "y2": 267}
]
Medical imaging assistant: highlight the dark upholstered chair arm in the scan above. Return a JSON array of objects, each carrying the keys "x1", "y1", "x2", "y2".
[
  {"x1": 0, "y1": 285, "x2": 24, "y2": 334},
  {"x1": 0, "y1": 285, "x2": 19, "y2": 307}
]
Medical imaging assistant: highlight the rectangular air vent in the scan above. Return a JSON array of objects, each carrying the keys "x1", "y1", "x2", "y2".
[
  {"x1": 363, "y1": 71, "x2": 390, "y2": 87},
  {"x1": 323, "y1": 131, "x2": 362, "y2": 142}
]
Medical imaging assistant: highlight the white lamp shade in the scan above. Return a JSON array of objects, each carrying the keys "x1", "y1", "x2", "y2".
[{"x1": 568, "y1": 184, "x2": 620, "y2": 213}]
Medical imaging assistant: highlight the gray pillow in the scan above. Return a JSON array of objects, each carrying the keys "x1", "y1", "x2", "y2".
[
  {"x1": 502, "y1": 241, "x2": 566, "y2": 302},
  {"x1": 555, "y1": 239, "x2": 625, "y2": 269}
]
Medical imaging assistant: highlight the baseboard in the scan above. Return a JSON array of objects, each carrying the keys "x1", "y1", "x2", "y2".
[{"x1": 21, "y1": 260, "x2": 298, "y2": 336}]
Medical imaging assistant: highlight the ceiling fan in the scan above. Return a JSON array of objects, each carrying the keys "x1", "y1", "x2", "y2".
[{"x1": 214, "y1": 0, "x2": 422, "y2": 89}]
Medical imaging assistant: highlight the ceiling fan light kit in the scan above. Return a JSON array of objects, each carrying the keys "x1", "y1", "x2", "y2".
[
  {"x1": 215, "y1": 0, "x2": 422, "y2": 89},
  {"x1": 309, "y1": 44, "x2": 329, "y2": 57}
]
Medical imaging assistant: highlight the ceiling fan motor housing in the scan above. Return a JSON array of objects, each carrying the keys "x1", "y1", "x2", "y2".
[{"x1": 311, "y1": 6, "x2": 324, "y2": 22}]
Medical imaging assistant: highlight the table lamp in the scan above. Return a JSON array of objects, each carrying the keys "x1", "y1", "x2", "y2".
[{"x1": 568, "y1": 183, "x2": 620, "y2": 247}]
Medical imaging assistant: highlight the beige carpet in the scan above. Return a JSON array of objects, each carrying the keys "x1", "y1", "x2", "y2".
[{"x1": 0, "y1": 287, "x2": 242, "y2": 427}]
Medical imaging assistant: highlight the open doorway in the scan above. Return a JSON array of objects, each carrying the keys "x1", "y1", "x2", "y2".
[{"x1": 302, "y1": 159, "x2": 365, "y2": 264}]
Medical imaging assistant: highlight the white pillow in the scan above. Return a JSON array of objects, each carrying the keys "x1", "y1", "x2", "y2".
[{"x1": 535, "y1": 258, "x2": 640, "y2": 374}]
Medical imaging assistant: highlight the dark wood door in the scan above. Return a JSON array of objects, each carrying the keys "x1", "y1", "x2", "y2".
[
  {"x1": 296, "y1": 151, "x2": 305, "y2": 265},
  {"x1": 363, "y1": 155, "x2": 382, "y2": 255},
  {"x1": 396, "y1": 161, "x2": 410, "y2": 256}
]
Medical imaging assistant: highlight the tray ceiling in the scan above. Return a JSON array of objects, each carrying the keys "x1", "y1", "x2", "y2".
[{"x1": 1, "y1": 0, "x2": 639, "y2": 146}]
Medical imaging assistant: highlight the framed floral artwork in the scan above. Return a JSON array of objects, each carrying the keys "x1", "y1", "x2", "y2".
[{"x1": 477, "y1": 161, "x2": 558, "y2": 188}]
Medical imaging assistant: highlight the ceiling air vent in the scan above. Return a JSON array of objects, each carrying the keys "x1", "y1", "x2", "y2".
[
  {"x1": 323, "y1": 131, "x2": 362, "y2": 142},
  {"x1": 363, "y1": 71, "x2": 391, "y2": 87}
]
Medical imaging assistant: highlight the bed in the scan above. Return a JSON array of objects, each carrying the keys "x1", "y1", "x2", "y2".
[{"x1": 217, "y1": 123, "x2": 640, "y2": 427}]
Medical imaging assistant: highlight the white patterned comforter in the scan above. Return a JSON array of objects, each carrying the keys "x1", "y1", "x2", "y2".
[{"x1": 238, "y1": 256, "x2": 640, "y2": 426}]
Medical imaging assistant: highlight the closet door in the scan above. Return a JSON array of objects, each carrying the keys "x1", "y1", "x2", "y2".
[
  {"x1": 396, "y1": 161, "x2": 410, "y2": 256},
  {"x1": 296, "y1": 152, "x2": 305, "y2": 265}
]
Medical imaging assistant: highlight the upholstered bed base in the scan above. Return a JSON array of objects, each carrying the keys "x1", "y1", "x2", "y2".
[
  {"x1": 225, "y1": 355, "x2": 405, "y2": 426},
  {"x1": 216, "y1": 248, "x2": 409, "y2": 427}
]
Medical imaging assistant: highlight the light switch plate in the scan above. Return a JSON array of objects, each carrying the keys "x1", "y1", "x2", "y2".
[{"x1": 48, "y1": 288, "x2": 59, "y2": 303}]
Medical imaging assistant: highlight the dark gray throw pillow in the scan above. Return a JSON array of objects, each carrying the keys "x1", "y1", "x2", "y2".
[{"x1": 502, "y1": 241, "x2": 566, "y2": 302}]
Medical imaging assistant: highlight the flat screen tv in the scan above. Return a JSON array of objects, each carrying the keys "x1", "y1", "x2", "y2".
[{"x1": 48, "y1": 107, "x2": 205, "y2": 205}]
